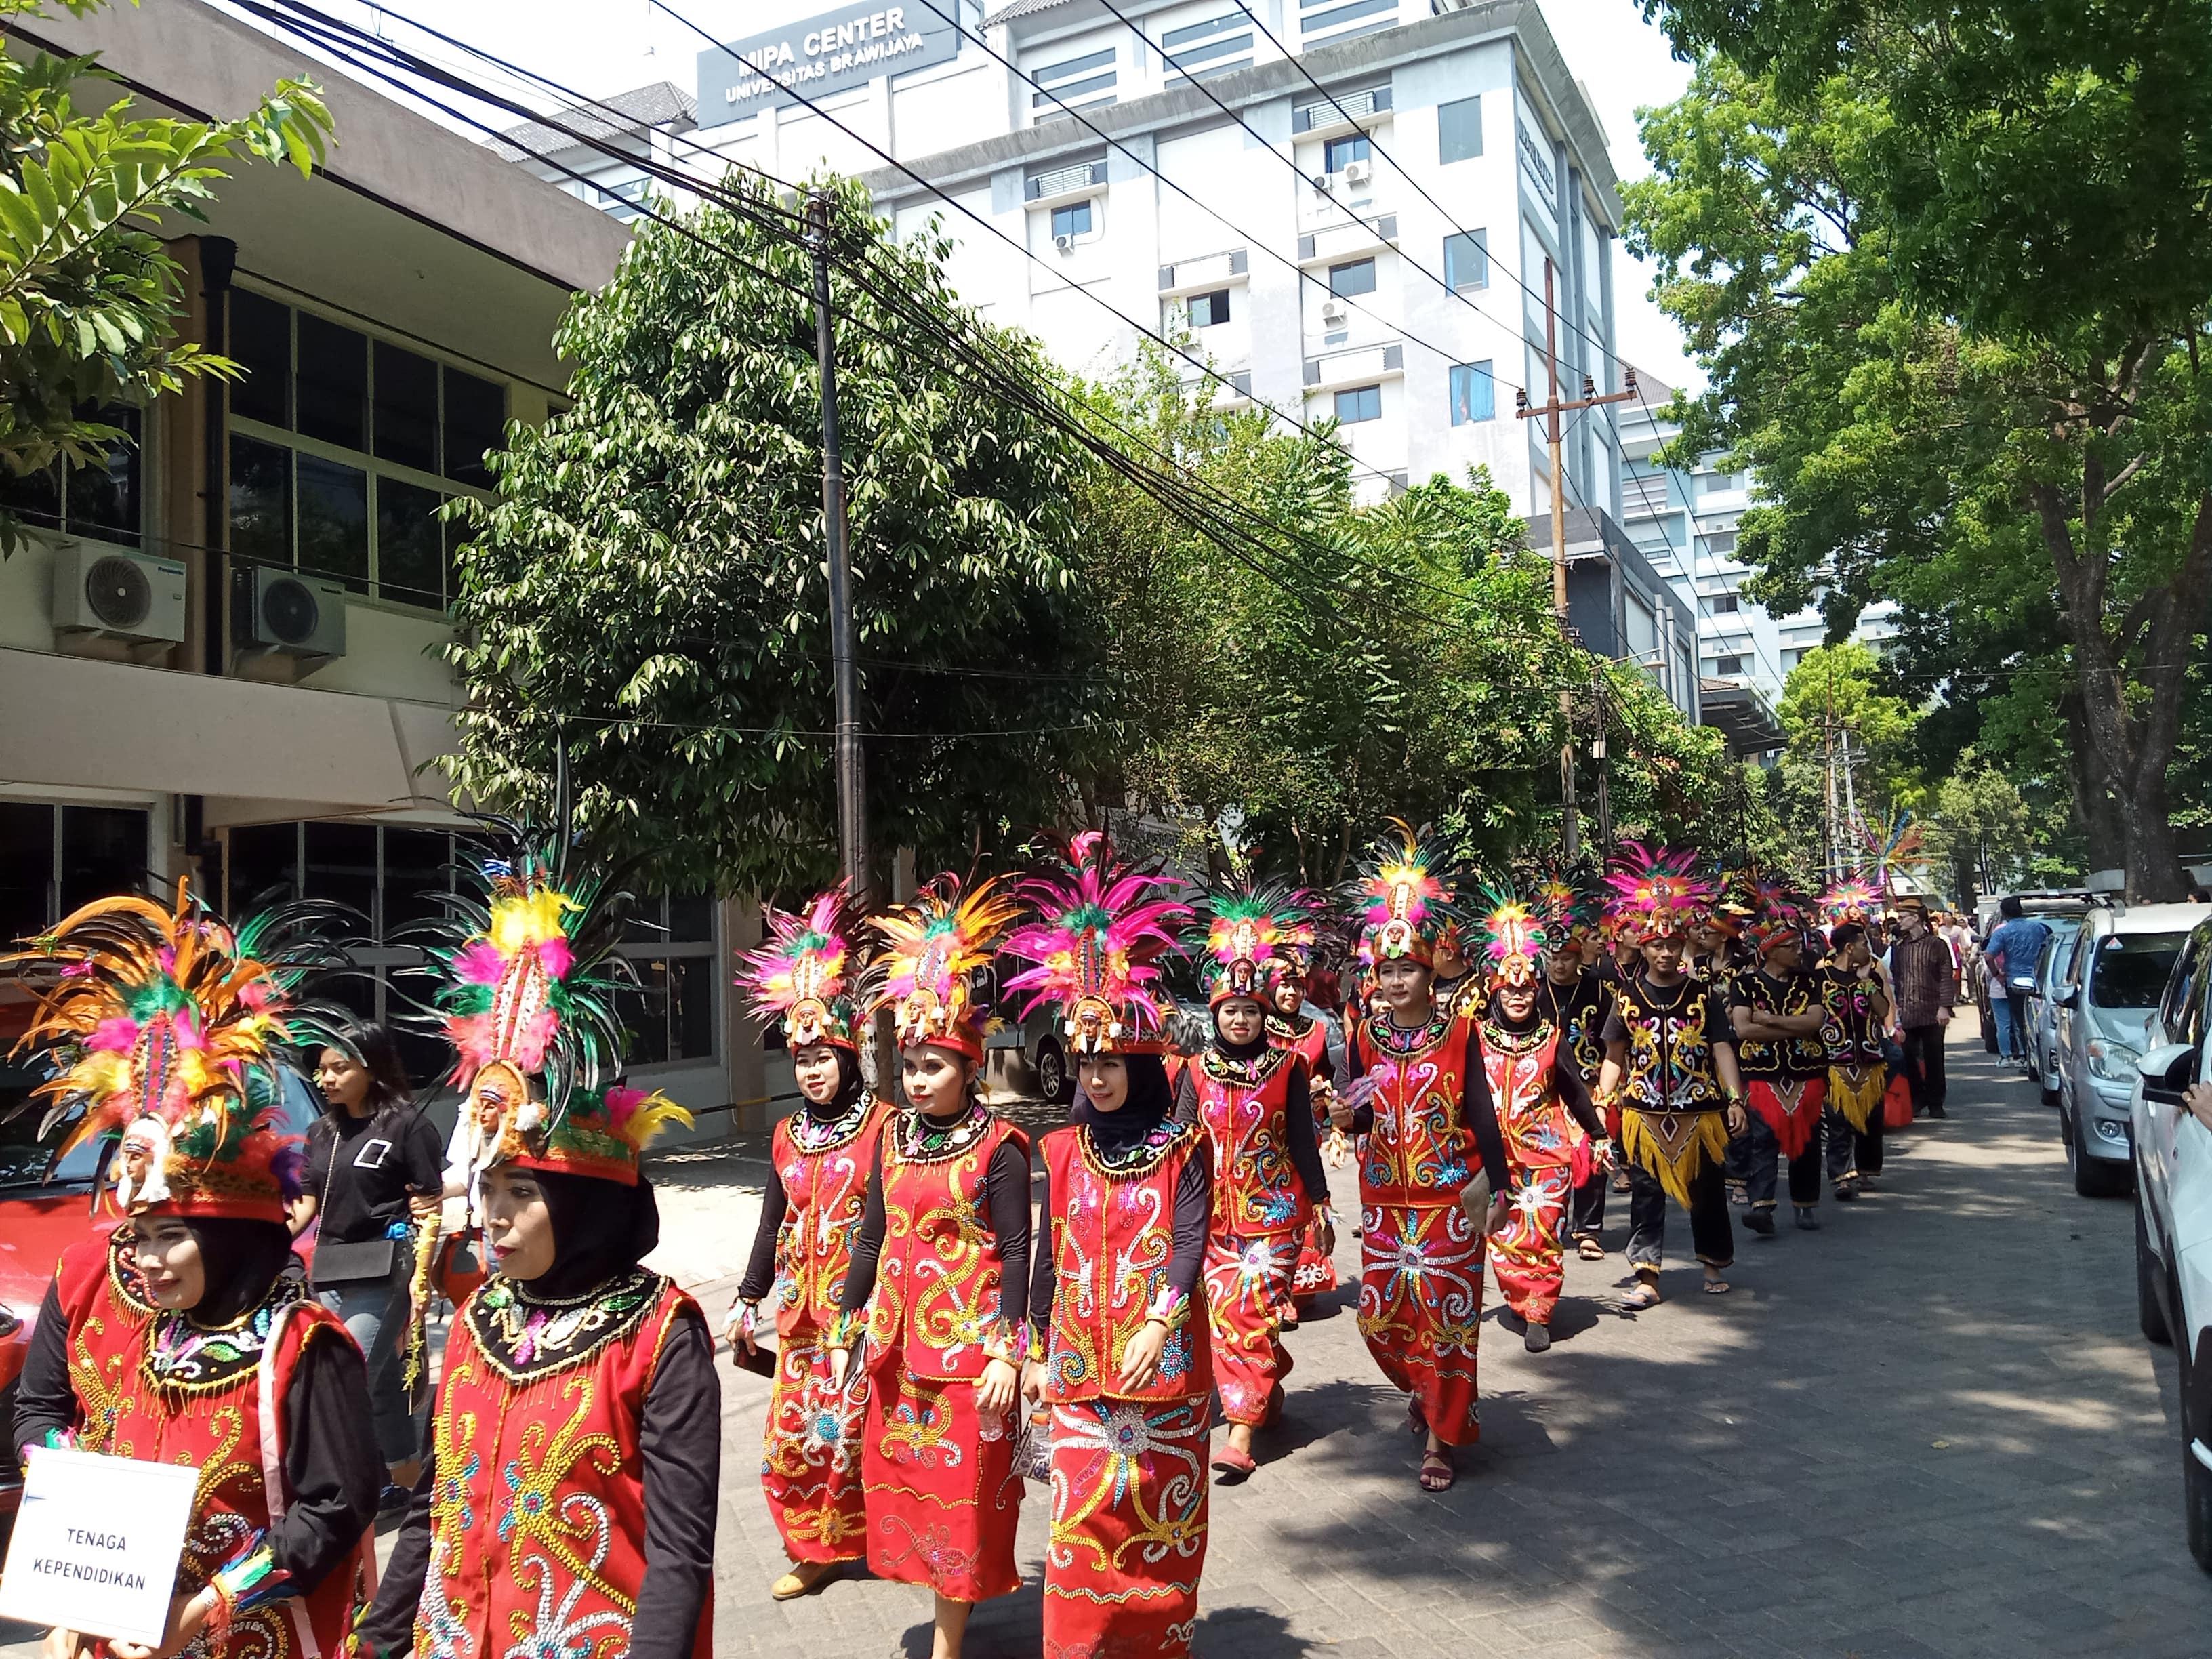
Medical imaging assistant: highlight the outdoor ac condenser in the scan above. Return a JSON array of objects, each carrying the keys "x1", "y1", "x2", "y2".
[
  {"x1": 51, "y1": 543, "x2": 188, "y2": 644},
  {"x1": 233, "y1": 562, "x2": 348, "y2": 661}
]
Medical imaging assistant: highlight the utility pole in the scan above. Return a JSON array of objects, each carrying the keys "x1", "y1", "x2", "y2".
[
  {"x1": 1822, "y1": 658, "x2": 1839, "y2": 882},
  {"x1": 1589, "y1": 661, "x2": 1613, "y2": 853},
  {"x1": 808, "y1": 188, "x2": 868, "y2": 903},
  {"x1": 1517, "y1": 258, "x2": 1635, "y2": 862}
]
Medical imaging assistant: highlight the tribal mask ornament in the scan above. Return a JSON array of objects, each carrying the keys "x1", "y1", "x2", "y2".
[
  {"x1": 4, "y1": 882, "x2": 353, "y2": 1222},
  {"x1": 1820, "y1": 876, "x2": 1880, "y2": 928},
  {"x1": 737, "y1": 886, "x2": 859, "y2": 1052},
  {"x1": 1348, "y1": 819, "x2": 1456, "y2": 968},
  {"x1": 865, "y1": 871, "x2": 1022, "y2": 1063},
  {"x1": 1603, "y1": 842, "x2": 1717, "y2": 945},
  {"x1": 1187, "y1": 880, "x2": 1312, "y2": 1008},
  {"x1": 1005, "y1": 832, "x2": 1189, "y2": 1055}
]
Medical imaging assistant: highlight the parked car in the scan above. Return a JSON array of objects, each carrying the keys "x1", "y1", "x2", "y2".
[
  {"x1": 2026, "y1": 916, "x2": 2086, "y2": 1101},
  {"x1": 2054, "y1": 902, "x2": 2207, "y2": 1197},
  {"x1": 1976, "y1": 891, "x2": 2091, "y2": 1054},
  {"x1": 983, "y1": 949, "x2": 1208, "y2": 1103},
  {"x1": 2127, "y1": 914, "x2": 2212, "y2": 1570}
]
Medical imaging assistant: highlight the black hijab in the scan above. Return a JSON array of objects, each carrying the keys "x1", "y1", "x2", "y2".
[
  {"x1": 1210, "y1": 1002, "x2": 1271, "y2": 1065},
  {"x1": 523, "y1": 1170, "x2": 663, "y2": 1300},
  {"x1": 1486, "y1": 985, "x2": 1540, "y2": 1033},
  {"x1": 1070, "y1": 1052, "x2": 1174, "y2": 1152},
  {"x1": 805, "y1": 1048, "x2": 866, "y2": 1122},
  {"x1": 186, "y1": 1216, "x2": 298, "y2": 1326}
]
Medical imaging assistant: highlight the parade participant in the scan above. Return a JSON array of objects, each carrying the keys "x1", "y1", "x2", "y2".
[
  {"x1": 829, "y1": 875, "x2": 1030, "y2": 1659},
  {"x1": 1269, "y1": 943, "x2": 1343, "y2": 1309},
  {"x1": 1469, "y1": 886, "x2": 1610, "y2": 1353},
  {"x1": 1818, "y1": 913, "x2": 1893, "y2": 1198},
  {"x1": 355, "y1": 827, "x2": 716, "y2": 1659},
  {"x1": 1004, "y1": 834, "x2": 1212, "y2": 1654},
  {"x1": 1595, "y1": 846, "x2": 1750, "y2": 1305},
  {"x1": 1326, "y1": 825, "x2": 1510, "y2": 1492},
  {"x1": 1727, "y1": 888, "x2": 1830, "y2": 1234},
  {"x1": 727, "y1": 886, "x2": 890, "y2": 1600},
  {"x1": 1174, "y1": 881, "x2": 1328, "y2": 1477},
  {"x1": 7, "y1": 885, "x2": 382, "y2": 1659},
  {"x1": 1430, "y1": 921, "x2": 1477, "y2": 1013},
  {"x1": 1536, "y1": 870, "x2": 1616, "y2": 1259}
]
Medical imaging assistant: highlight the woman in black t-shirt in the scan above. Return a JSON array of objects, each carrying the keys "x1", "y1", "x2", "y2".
[{"x1": 289, "y1": 1019, "x2": 442, "y2": 1505}]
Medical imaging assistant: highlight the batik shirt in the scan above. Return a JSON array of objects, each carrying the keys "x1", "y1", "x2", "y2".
[{"x1": 1601, "y1": 975, "x2": 1732, "y2": 1113}]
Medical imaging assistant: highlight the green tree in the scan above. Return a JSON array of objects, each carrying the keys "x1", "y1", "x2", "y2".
[
  {"x1": 442, "y1": 178, "x2": 1103, "y2": 893},
  {"x1": 1, "y1": 0, "x2": 331, "y2": 551},
  {"x1": 1626, "y1": 30, "x2": 2212, "y2": 900}
]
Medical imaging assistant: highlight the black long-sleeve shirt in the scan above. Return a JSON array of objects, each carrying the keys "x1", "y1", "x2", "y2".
[
  {"x1": 352, "y1": 1305, "x2": 719, "y2": 1659},
  {"x1": 735, "y1": 1163, "x2": 789, "y2": 1307},
  {"x1": 1026, "y1": 1130, "x2": 1210, "y2": 1348},
  {"x1": 14, "y1": 1283, "x2": 381, "y2": 1598},
  {"x1": 1172, "y1": 1057, "x2": 1329, "y2": 1210},
  {"x1": 1344, "y1": 1012, "x2": 1514, "y2": 1193},
  {"x1": 836, "y1": 1130, "x2": 1032, "y2": 1328}
]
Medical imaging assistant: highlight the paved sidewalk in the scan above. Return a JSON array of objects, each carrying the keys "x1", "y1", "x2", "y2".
[{"x1": 7, "y1": 1035, "x2": 2205, "y2": 1656}]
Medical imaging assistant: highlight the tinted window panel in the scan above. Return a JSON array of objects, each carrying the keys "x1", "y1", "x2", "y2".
[
  {"x1": 373, "y1": 341, "x2": 439, "y2": 472},
  {"x1": 1328, "y1": 258, "x2": 1376, "y2": 296},
  {"x1": 377, "y1": 476, "x2": 446, "y2": 608},
  {"x1": 0, "y1": 458, "x2": 61, "y2": 531},
  {"x1": 66, "y1": 403, "x2": 141, "y2": 545},
  {"x1": 2089, "y1": 931, "x2": 2188, "y2": 1010},
  {"x1": 58, "y1": 806, "x2": 147, "y2": 916},
  {"x1": 1438, "y1": 94, "x2": 1482, "y2": 163},
  {"x1": 295, "y1": 312, "x2": 367, "y2": 449},
  {"x1": 382, "y1": 828, "x2": 451, "y2": 941},
  {"x1": 228, "y1": 435, "x2": 292, "y2": 566},
  {"x1": 443, "y1": 370, "x2": 506, "y2": 487},
  {"x1": 304, "y1": 821, "x2": 378, "y2": 932},
  {"x1": 228, "y1": 823, "x2": 299, "y2": 910},
  {"x1": 296, "y1": 455, "x2": 369, "y2": 592},
  {"x1": 230, "y1": 289, "x2": 291, "y2": 428},
  {"x1": 0, "y1": 802, "x2": 54, "y2": 939}
]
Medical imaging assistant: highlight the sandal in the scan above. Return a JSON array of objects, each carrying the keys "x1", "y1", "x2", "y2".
[
  {"x1": 1406, "y1": 1396, "x2": 1428, "y2": 1436},
  {"x1": 1418, "y1": 1448, "x2": 1455, "y2": 1492},
  {"x1": 1211, "y1": 1443, "x2": 1256, "y2": 1480},
  {"x1": 770, "y1": 1560, "x2": 840, "y2": 1601},
  {"x1": 1576, "y1": 1237, "x2": 1606, "y2": 1261},
  {"x1": 1620, "y1": 1281, "x2": 1660, "y2": 1311},
  {"x1": 1702, "y1": 1277, "x2": 1732, "y2": 1295}
]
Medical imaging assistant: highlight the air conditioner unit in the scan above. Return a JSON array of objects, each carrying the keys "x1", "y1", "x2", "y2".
[
  {"x1": 233, "y1": 563, "x2": 347, "y2": 661},
  {"x1": 1309, "y1": 172, "x2": 1330, "y2": 192},
  {"x1": 1319, "y1": 297, "x2": 1349, "y2": 324},
  {"x1": 1053, "y1": 232, "x2": 1076, "y2": 253},
  {"x1": 51, "y1": 544, "x2": 188, "y2": 644},
  {"x1": 1343, "y1": 158, "x2": 1373, "y2": 186}
]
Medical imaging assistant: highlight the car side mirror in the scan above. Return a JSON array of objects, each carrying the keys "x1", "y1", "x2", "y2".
[
  {"x1": 2137, "y1": 1040, "x2": 2196, "y2": 1105},
  {"x1": 2053, "y1": 985, "x2": 2079, "y2": 1008}
]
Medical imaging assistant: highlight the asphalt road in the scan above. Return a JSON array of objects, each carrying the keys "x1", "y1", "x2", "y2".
[{"x1": 5, "y1": 1029, "x2": 2205, "y2": 1656}]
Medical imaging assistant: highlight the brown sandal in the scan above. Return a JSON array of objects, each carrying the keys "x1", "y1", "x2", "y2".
[
  {"x1": 1418, "y1": 1448, "x2": 1455, "y2": 1491},
  {"x1": 1576, "y1": 1237, "x2": 1605, "y2": 1261}
]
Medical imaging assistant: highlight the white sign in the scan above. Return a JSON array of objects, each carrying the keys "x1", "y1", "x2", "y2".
[{"x1": 0, "y1": 1446, "x2": 200, "y2": 1645}]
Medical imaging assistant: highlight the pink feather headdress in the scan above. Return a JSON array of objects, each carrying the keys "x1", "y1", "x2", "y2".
[
  {"x1": 737, "y1": 886, "x2": 859, "y2": 1051},
  {"x1": 1603, "y1": 842, "x2": 1717, "y2": 944},
  {"x1": 1004, "y1": 832, "x2": 1189, "y2": 1056}
]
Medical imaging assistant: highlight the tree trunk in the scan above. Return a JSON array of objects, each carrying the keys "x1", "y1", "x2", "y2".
[{"x1": 2059, "y1": 691, "x2": 2127, "y2": 872}]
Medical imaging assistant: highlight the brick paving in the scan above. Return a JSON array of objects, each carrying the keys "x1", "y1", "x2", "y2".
[{"x1": 6, "y1": 1031, "x2": 2206, "y2": 1657}]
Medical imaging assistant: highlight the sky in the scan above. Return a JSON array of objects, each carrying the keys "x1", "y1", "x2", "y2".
[{"x1": 232, "y1": 0, "x2": 1702, "y2": 388}]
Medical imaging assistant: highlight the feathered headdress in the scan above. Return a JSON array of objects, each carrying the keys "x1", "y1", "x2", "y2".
[
  {"x1": 1820, "y1": 876, "x2": 1881, "y2": 928},
  {"x1": 865, "y1": 871, "x2": 1022, "y2": 1062},
  {"x1": 1347, "y1": 819, "x2": 1457, "y2": 968},
  {"x1": 1603, "y1": 842, "x2": 1716, "y2": 944},
  {"x1": 408, "y1": 810, "x2": 687, "y2": 1187},
  {"x1": 1186, "y1": 879, "x2": 1311, "y2": 1008},
  {"x1": 1533, "y1": 858, "x2": 1603, "y2": 944},
  {"x1": 1470, "y1": 880, "x2": 1547, "y2": 988},
  {"x1": 1742, "y1": 874, "x2": 1813, "y2": 956},
  {"x1": 3, "y1": 881, "x2": 352, "y2": 1221},
  {"x1": 1004, "y1": 832, "x2": 1188, "y2": 1055},
  {"x1": 737, "y1": 886, "x2": 860, "y2": 1052}
]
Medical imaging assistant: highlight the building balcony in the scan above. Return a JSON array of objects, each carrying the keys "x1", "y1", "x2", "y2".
[{"x1": 1303, "y1": 340, "x2": 1404, "y2": 392}]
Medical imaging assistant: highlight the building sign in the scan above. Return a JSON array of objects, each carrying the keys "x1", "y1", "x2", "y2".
[{"x1": 698, "y1": 5, "x2": 961, "y2": 127}]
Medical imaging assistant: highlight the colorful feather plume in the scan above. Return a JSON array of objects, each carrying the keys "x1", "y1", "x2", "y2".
[
  {"x1": 1345, "y1": 818, "x2": 1459, "y2": 966},
  {"x1": 1004, "y1": 832, "x2": 1189, "y2": 1054},
  {"x1": 865, "y1": 869, "x2": 1023, "y2": 1060},
  {"x1": 1185, "y1": 878, "x2": 1312, "y2": 1006},
  {"x1": 737, "y1": 885, "x2": 859, "y2": 1050},
  {"x1": 1819, "y1": 876, "x2": 1881, "y2": 926},
  {"x1": 1469, "y1": 880, "x2": 1547, "y2": 987},
  {"x1": 1603, "y1": 842, "x2": 1717, "y2": 943},
  {"x1": 1860, "y1": 810, "x2": 1923, "y2": 895}
]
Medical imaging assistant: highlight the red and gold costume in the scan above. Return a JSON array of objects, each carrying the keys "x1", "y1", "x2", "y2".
[
  {"x1": 732, "y1": 888, "x2": 887, "y2": 1568},
  {"x1": 1010, "y1": 834, "x2": 1211, "y2": 1657},
  {"x1": 1270, "y1": 1004, "x2": 1343, "y2": 1303}
]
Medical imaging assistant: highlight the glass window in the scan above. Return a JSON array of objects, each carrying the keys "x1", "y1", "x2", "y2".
[
  {"x1": 1328, "y1": 258, "x2": 1376, "y2": 296},
  {"x1": 667, "y1": 892, "x2": 716, "y2": 943},
  {"x1": 2090, "y1": 932, "x2": 2188, "y2": 1010},
  {"x1": 229, "y1": 434, "x2": 292, "y2": 567},
  {"x1": 1187, "y1": 289, "x2": 1231, "y2": 327},
  {"x1": 230, "y1": 289, "x2": 291, "y2": 428},
  {"x1": 295, "y1": 455, "x2": 369, "y2": 592},
  {"x1": 304, "y1": 821, "x2": 379, "y2": 931},
  {"x1": 381, "y1": 827, "x2": 451, "y2": 941},
  {"x1": 58, "y1": 806, "x2": 147, "y2": 916},
  {"x1": 615, "y1": 893, "x2": 719, "y2": 1069},
  {"x1": 295, "y1": 312, "x2": 367, "y2": 450},
  {"x1": 377, "y1": 477, "x2": 447, "y2": 609},
  {"x1": 0, "y1": 802, "x2": 54, "y2": 941},
  {"x1": 228, "y1": 823, "x2": 300, "y2": 910},
  {"x1": 1443, "y1": 229, "x2": 1488, "y2": 291},
  {"x1": 1324, "y1": 133, "x2": 1370, "y2": 171},
  {"x1": 1334, "y1": 384, "x2": 1380, "y2": 423},
  {"x1": 1438, "y1": 94, "x2": 1482, "y2": 163},
  {"x1": 1448, "y1": 361, "x2": 1493, "y2": 424},
  {"x1": 443, "y1": 369, "x2": 506, "y2": 488},
  {"x1": 1717, "y1": 653, "x2": 1744, "y2": 675},
  {"x1": 1051, "y1": 201, "x2": 1092, "y2": 239},
  {"x1": 1713, "y1": 593, "x2": 1740, "y2": 613},
  {"x1": 0, "y1": 455, "x2": 60, "y2": 530},
  {"x1": 65, "y1": 405, "x2": 142, "y2": 546},
  {"x1": 373, "y1": 341, "x2": 438, "y2": 472}
]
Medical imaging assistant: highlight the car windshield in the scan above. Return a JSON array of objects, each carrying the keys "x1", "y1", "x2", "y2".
[
  {"x1": 2088, "y1": 931, "x2": 2187, "y2": 1010},
  {"x1": 0, "y1": 1062, "x2": 324, "y2": 1192}
]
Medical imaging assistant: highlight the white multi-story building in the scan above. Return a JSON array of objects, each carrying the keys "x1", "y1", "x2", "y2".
[
  {"x1": 691, "y1": 0, "x2": 1631, "y2": 529},
  {"x1": 1618, "y1": 371, "x2": 1896, "y2": 722}
]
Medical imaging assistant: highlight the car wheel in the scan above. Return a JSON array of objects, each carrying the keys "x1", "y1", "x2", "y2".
[
  {"x1": 2137, "y1": 1195, "x2": 2173, "y2": 1345},
  {"x1": 2040, "y1": 1078, "x2": 2060, "y2": 1106},
  {"x1": 1034, "y1": 1040, "x2": 1073, "y2": 1105},
  {"x1": 2072, "y1": 1111, "x2": 2130, "y2": 1197}
]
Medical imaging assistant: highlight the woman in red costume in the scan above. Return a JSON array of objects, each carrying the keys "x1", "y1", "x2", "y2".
[
  {"x1": 1465, "y1": 884, "x2": 1610, "y2": 1354},
  {"x1": 1007, "y1": 834, "x2": 1213, "y2": 1656},
  {"x1": 828, "y1": 874, "x2": 1030, "y2": 1659},
  {"x1": 1174, "y1": 882, "x2": 1326, "y2": 1479},
  {"x1": 1267, "y1": 941, "x2": 1343, "y2": 1310},
  {"x1": 728, "y1": 886, "x2": 890, "y2": 1601},
  {"x1": 1326, "y1": 825, "x2": 1511, "y2": 1492},
  {"x1": 352, "y1": 827, "x2": 718, "y2": 1659},
  {"x1": 8, "y1": 886, "x2": 382, "y2": 1659}
]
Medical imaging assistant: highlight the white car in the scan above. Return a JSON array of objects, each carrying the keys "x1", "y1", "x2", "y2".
[
  {"x1": 2129, "y1": 914, "x2": 2212, "y2": 1570},
  {"x1": 2056, "y1": 903, "x2": 2206, "y2": 1196}
]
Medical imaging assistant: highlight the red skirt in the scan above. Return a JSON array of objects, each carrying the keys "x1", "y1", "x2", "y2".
[
  {"x1": 1291, "y1": 1209, "x2": 1338, "y2": 1302},
  {"x1": 762, "y1": 1325, "x2": 869, "y2": 1563},
  {"x1": 1202, "y1": 1231, "x2": 1298, "y2": 1425},
  {"x1": 1044, "y1": 1395, "x2": 1210, "y2": 1658},
  {"x1": 1488, "y1": 1164, "x2": 1573, "y2": 1326},
  {"x1": 1356, "y1": 1201, "x2": 1484, "y2": 1446},
  {"x1": 862, "y1": 1366, "x2": 1024, "y2": 1601},
  {"x1": 1748, "y1": 1076, "x2": 1828, "y2": 1160}
]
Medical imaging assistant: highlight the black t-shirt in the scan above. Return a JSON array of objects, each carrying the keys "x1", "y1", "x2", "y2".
[{"x1": 301, "y1": 1107, "x2": 443, "y2": 1244}]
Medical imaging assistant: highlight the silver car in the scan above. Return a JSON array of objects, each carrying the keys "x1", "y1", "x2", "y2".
[
  {"x1": 2055, "y1": 903, "x2": 2209, "y2": 1197},
  {"x1": 2027, "y1": 916, "x2": 2085, "y2": 1102}
]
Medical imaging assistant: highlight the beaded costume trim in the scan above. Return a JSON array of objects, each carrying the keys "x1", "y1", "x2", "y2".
[
  {"x1": 462, "y1": 1268, "x2": 667, "y2": 1384},
  {"x1": 893, "y1": 1099, "x2": 996, "y2": 1164},
  {"x1": 141, "y1": 1275, "x2": 305, "y2": 1394},
  {"x1": 787, "y1": 1088, "x2": 880, "y2": 1155},
  {"x1": 1362, "y1": 1000, "x2": 1460, "y2": 1060},
  {"x1": 1076, "y1": 1117, "x2": 1198, "y2": 1182},
  {"x1": 1198, "y1": 1046, "x2": 1290, "y2": 1089}
]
